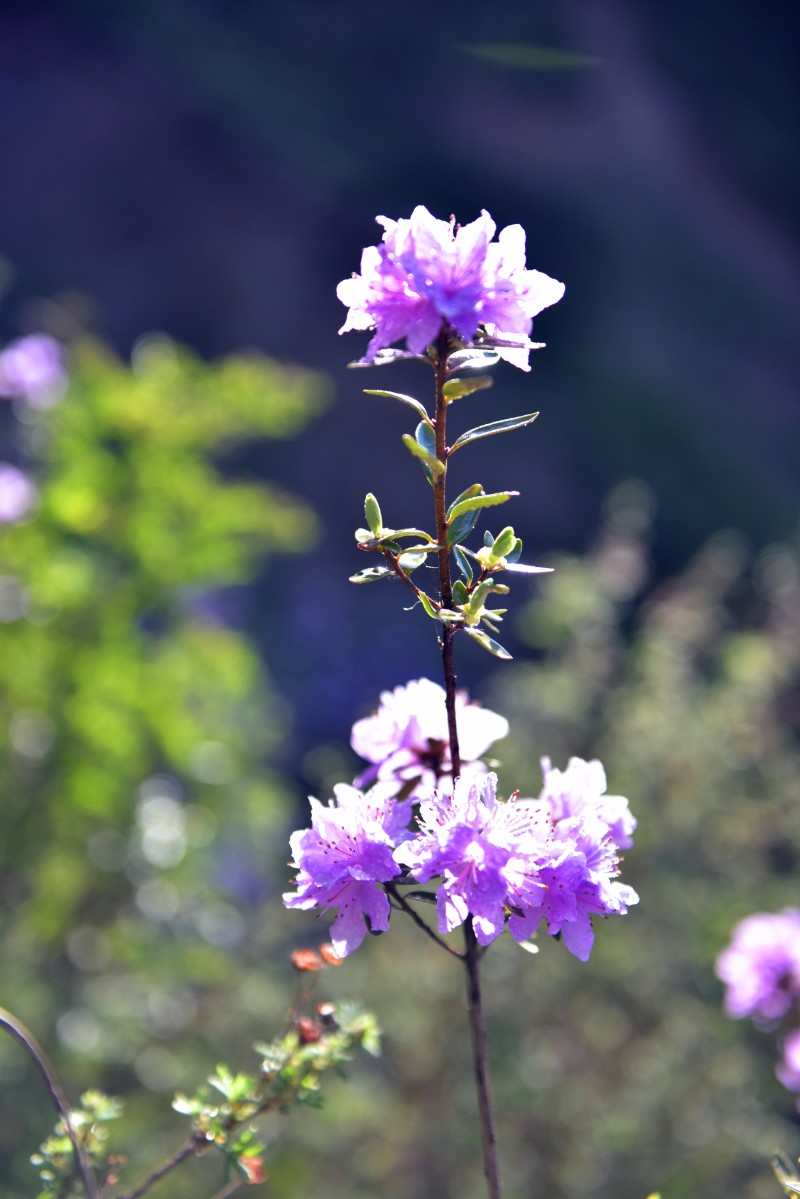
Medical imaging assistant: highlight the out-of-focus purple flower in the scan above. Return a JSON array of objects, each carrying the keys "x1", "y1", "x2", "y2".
[
  {"x1": 0, "y1": 464, "x2": 37, "y2": 523},
  {"x1": 350, "y1": 678, "x2": 509, "y2": 798},
  {"x1": 776, "y1": 1029, "x2": 800, "y2": 1099},
  {"x1": 283, "y1": 783, "x2": 413, "y2": 958},
  {"x1": 395, "y1": 773, "x2": 638, "y2": 957},
  {"x1": 337, "y1": 206, "x2": 564, "y2": 371},
  {"x1": 716, "y1": 909, "x2": 800, "y2": 1025},
  {"x1": 537, "y1": 756, "x2": 637, "y2": 850},
  {"x1": 0, "y1": 335, "x2": 67, "y2": 409}
]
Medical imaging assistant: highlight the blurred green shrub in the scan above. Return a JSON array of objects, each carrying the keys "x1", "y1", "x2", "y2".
[{"x1": 0, "y1": 336, "x2": 329, "y2": 1195}]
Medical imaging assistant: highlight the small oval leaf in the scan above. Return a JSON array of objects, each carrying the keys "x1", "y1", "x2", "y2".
[
  {"x1": 363, "y1": 389, "x2": 432, "y2": 424},
  {"x1": 449, "y1": 412, "x2": 539, "y2": 454},
  {"x1": 442, "y1": 374, "x2": 494, "y2": 402},
  {"x1": 364, "y1": 493, "x2": 382, "y2": 535},
  {"x1": 464, "y1": 627, "x2": 513, "y2": 659},
  {"x1": 401, "y1": 433, "x2": 444, "y2": 480},
  {"x1": 448, "y1": 491, "x2": 518, "y2": 523},
  {"x1": 446, "y1": 507, "x2": 481, "y2": 548},
  {"x1": 453, "y1": 544, "x2": 473, "y2": 585}
]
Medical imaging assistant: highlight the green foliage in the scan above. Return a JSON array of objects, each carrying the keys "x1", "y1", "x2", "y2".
[
  {"x1": 0, "y1": 335, "x2": 327, "y2": 1195},
  {"x1": 32, "y1": 1090, "x2": 123, "y2": 1198}
]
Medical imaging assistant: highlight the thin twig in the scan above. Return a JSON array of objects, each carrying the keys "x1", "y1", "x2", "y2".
[
  {"x1": 209, "y1": 1179, "x2": 245, "y2": 1199},
  {"x1": 464, "y1": 926, "x2": 503, "y2": 1199},
  {"x1": 0, "y1": 1006, "x2": 98, "y2": 1199},
  {"x1": 431, "y1": 330, "x2": 502, "y2": 1199},
  {"x1": 114, "y1": 1137, "x2": 200, "y2": 1199},
  {"x1": 385, "y1": 883, "x2": 464, "y2": 959}
]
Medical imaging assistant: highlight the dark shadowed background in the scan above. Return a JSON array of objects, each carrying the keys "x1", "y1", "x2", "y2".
[{"x1": 2, "y1": 0, "x2": 798, "y2": 747}]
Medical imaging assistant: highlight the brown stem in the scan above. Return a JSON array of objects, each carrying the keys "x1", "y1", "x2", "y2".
[
  {"x1": 0, "y1": 1006, "x2": 98, "y2": 1199},
  {"x1": 432, "y1": 329, "x2": 461, "y2": 779},
  {"x1": 114, "y1": 1138, "x2": 199, "y2": 1199},
  {"x1": 209, "y1": 1180, "x2": 245, "y2": 1199},
  {"x1": 385, "y1": 883, "x2": 464, "y2": 960},
  {"x1": 463, "y1": 926, "x2": 502, "y2": 1199},
  {"x1": 431, "y1": 332, "x2": 502, "y2": 1199}
]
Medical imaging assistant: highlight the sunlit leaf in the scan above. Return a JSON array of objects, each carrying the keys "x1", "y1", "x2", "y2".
[{"x1": 449, "y1": 412, "x2": 539, "y2": 454}]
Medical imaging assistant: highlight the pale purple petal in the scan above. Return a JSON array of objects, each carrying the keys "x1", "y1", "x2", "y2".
[{"x1": 338, "y1": 207, "x2": 564, "y2": 369}]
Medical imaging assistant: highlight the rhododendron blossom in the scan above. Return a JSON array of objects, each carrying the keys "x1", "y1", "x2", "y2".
[
  {"x1": 716, "y1": 909, "x2": 800, "y2": 1024},
  {"x1": 351, "y1": 678, "x2": 509, "y2": 798},
  {"x1": 537, "y1": 755, "x2": 637, "y2": 850},
  {"x1": 283, "y1": 784, "x2": 413, "y2": 957},
  {"x1": 337, "y1": 206, "x2": 565, "y2": 370}
]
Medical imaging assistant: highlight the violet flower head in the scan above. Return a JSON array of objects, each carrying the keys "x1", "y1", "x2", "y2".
[
  {"x1": 396, "y1": 773, "x2": 638, "y2": 957},
  {"x1": 538, "y1": 755, "x2": 637, "y2": 850},
  {"x1": 716, "y1": 909, "x2": 800, "y2": 1025},
  {"x1": 0, "y1": 464, "x2": 37, "y2": 523},
  {"x1": 351, "y1": 678, "x2": 509, "y2": 798},
  {"x1": 505, "y1": 810, "x2": 639, "y2": 962},
  {"x1": 0, "y1": 335, "x2": 67, "y2": 409},
  {"x1": 337, "y1": 206, "x2": 564, "y2": 370},
  {"x1": 283, "y1": 783, "x2": 412, "y2": 958},
  {"x1": 395, "y1": 773, "x2": 547, "y2": 946}
]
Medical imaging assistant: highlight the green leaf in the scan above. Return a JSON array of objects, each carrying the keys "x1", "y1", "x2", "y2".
[
  {"x1": 449, "y1": 412, "x2": 539, "y2": 454},
  {"x1": 349, "y1": 566, "x2": 394, "y2": 584},
  {"x1": 446, "y1": 507, "x2": 481, "y2": 548},
  {"x1": 363, "y1": 389, "x2": 432, "y2": 424},
  {"x1": 401, "y1": 433, "x2": 444, "y2": 481},
  {"x1": 397, "y1": 552, "x2": 427, "y2": 572},
  {"x1": 375, "y1": 527, "x2": 436, "y2": 544},
  {"x1": 364, "y1": 493, "x2": 382, "y2": 535},
  {"x1": 464, "y1": 627, "x2": 513, "y2": 659},
  {"x1": 442, "y1": 375, "x2": 494, "y2": 402},
  {"x1": 452, "y1": 580, "x2": 469, "y2": 606},
  {"x1": 506, "y1": 536, "x2": 523, "y2": 564},
  {"x1": 447, "y1": 491, "x2": 518, "y2": 523},
  {"x1": 453, "y1": 544, "x2": 473, "y2": 585},
  {"x1": 418, "y1": 593, "x2": 439, "y2": 619},
  {"x1": 447, "y1": 483, "x2": 483, "y2": 517},
  {"x1": 489, "y1": 525, "x2": 517, "y2": 560}
]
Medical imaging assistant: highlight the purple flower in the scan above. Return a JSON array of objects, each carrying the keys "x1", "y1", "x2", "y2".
[
  {"x1": 716, "y1": 909, "x2": 800, "y2": 1025},
  {"x1": 337, "y1": 206, "x2": 565, "y2": 370},
  {"x1": 0, "y1": 335, "x2": 67, "y2": 409},
  {"x1": 0, "y1": 464, "x2": 37, "y2": 523},
  {"x1": 283, "y1": 783, "x2": 413, "y2": 957},
  {"x1": 776, "y1": 1029, "x2": 800, "y2": 1099},
  {"x1": 504, "y1": 811, "x2": 639, "y2": 962},
  {"x1": 350, "y1": 678, "x2": 509, "y2": 798},
  {"x1": 395, "y1": 773, "x2": 546, "y2": 946},
  {"x1": 537, "y1": 756, "x2": 637, "y2": 850},
  {"x1": 395, "y1": 774, "x2": 638, "y2": 956}
]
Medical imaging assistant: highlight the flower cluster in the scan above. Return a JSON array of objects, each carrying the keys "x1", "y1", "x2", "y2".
[
  {"x1": 337, "y1": 206, "x2": 565, "y2": 371},
  {"x1": 285, "y1": 730, "x2": 637, "y2": 960},
  {"x1": 717, "y1": 909, "x2": 800, "y2": 1108},
  {"x1": 351, "y1": 678, "x2": 508, "y2": 798}
]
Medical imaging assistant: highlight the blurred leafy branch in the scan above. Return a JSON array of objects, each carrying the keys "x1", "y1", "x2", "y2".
[{"x1": 0, "y1": 335, "x2": 329, "y2": 1194}]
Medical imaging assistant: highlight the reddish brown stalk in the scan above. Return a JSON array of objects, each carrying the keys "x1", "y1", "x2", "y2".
[{"x1": 430, "y1": 330, "x2": 502, "y2": 1199}]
